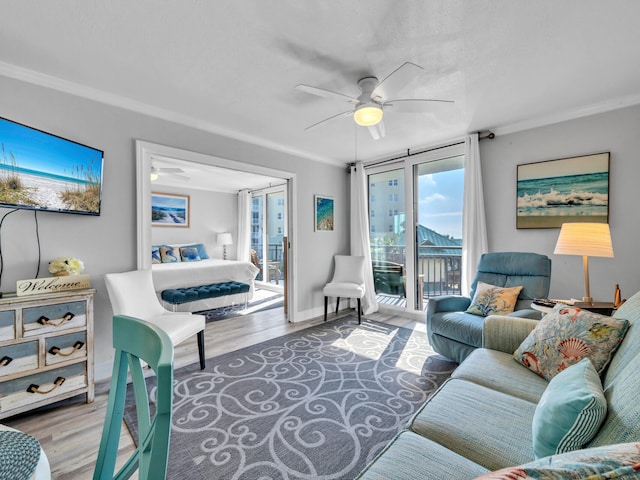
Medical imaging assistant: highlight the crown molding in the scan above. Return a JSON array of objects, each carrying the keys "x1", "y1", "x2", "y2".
[
  {"x1": 0, "y1": 61, "x2": 339, "y2": 166},
  {"x1": 491, "y1": 93, "x2": 640, "y2": 137}
]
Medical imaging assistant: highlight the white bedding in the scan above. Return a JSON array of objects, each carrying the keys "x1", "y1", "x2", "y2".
[{"x1": 152, "y1": 259, "x2": 259, "y2": 312}]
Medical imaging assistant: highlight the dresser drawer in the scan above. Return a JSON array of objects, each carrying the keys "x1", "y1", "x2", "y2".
[
  {"x1": 0, "y1": 363, "x2": 86, "y2": 414},
  {"x1": 0, "y1": 311, "x2": 15, "y2": 342},
  {"x1": 0, "y1": 342, "x2": 39, "y2": 378},
  {"x1": 23, "y1": 301, "x2": 87, "y2": 337},
  {"x1": 45, "y1": 332, "x2": 86, "y2": 366}
]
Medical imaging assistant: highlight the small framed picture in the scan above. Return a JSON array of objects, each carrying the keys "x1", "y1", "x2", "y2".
[
  {"x1": 314, "y1": 195, "x2": 334, "y2": 231},
  {"x1": 516, "y1": 152, "x2": 610, "y2": 229},
  {"x1": 151, "y1": 192, "x2": 190, "y2": 227}
]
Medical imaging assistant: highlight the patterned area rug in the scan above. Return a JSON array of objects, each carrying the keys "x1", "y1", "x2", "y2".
[{"x1": 124, "y1": 316, "x2": 456, "y2": 480}]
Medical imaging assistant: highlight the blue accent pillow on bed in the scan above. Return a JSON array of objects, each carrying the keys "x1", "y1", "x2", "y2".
[
  {"x1": 160, "y1": 246, "x2": 181, "y2": 263},
  {"x1": 180, "y1": 246, "x2": 201, "y2": 262},
  {"x1": 184, "y1": 243, "x2": 209, "y2": 259},
  {"x1": 151, "y1": 246, "x2": 162, "y2": 264}
]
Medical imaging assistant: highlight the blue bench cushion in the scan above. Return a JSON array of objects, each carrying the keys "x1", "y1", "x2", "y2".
[{"x1": 161, "y1": 281, "x2": 250, "y2": 305}]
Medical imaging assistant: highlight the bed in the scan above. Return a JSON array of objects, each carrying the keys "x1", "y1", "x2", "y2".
[{"x1": 152, "y1": 259, "x2": 259, "y2": 313}]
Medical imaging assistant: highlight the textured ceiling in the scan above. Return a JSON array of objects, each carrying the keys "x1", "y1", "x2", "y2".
[{"x1": 2, "y1": 1, "x2": 640, "y2": 168}]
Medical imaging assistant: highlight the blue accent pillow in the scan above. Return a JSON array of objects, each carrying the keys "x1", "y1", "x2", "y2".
[
  {"x1": 179, "y1": 246, "x2": 201, "y2": 262},
  {"x1": 532, "y1": 358, "x2": 607, "y2": 459},
  {"x1": 159, "y1": 246, "x2": 181, "y2": 263},
  {"x1": 183, "y1": 243, "x2": 209, "y2": 260},
  {"x1": 151, "y1": 246, "x2": 162, "y2": 264}
]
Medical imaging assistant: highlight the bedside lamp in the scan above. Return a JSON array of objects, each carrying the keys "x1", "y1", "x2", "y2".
[
  {"x1": 217, "y1": 233, "x2": 233, "y2": 260},
  {"x1": 554, "y1": 223, "x2": 614, "y2": 302}
]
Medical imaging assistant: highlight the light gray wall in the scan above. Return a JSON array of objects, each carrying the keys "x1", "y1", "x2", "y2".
[
  {"x1": 151, "y1": 187, "x2": 237, "y2": 260},
  {"x1": 481, "y1": 104, "x2": 640, "y2": 302},
  {"x1": 0, "y1": 75, "x2": 349, "y2": 378}
]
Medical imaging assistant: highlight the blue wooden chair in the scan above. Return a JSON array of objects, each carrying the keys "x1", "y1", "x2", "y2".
[{"x1": 93, "y1": 315, "x2": 174, "y2": 480}]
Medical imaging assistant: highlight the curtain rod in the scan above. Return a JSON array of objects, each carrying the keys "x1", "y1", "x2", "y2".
[
  {"x1": 357, "y1": 131, "x2": 495, "y2": 170},
  {"x1": 244, "y1": 182, "x2": 288, "y2": 194}
]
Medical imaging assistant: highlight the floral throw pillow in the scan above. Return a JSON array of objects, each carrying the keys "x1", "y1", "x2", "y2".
[
  {"x1": 474, "y1": 442, "x2": 640, "y2": 479},
  {"x1": 466, "y1": 281, "x2": 523, "y2": 316},
  {"x1": 513, "y1": 304, "x2": 629, "y2": 381}
]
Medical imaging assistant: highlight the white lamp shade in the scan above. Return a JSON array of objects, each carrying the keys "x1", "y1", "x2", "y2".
[
  {"x1": 554, "y1": 223, "x2": 614, "y2": 258},
  {"x1": 217, "y1": 233, "x2": 233, "y2": 246}
]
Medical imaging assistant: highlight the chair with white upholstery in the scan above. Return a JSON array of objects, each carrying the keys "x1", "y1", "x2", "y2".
[
  {"x1": 323, "y1": 255, "x2": 365, "y2": 324},
  {"x1": 104, "y1": 269, "x2": 206, "y2": 369}
]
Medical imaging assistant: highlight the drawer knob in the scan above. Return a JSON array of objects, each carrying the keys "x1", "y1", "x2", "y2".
[
  {"x1": 49, "y1": 341, "x2": 85, "y2": 357},
  {"x1": 0, "y1": 355, "x2": 13, "y2": 367},
  {"x1": 27, "y1": 376, "x2": 66, "y2": 394},
  {"x1": 37, "y1": 312, "x2": 75, "y2": 327}
]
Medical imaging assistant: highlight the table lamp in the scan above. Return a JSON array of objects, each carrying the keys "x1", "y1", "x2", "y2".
[
  {"x1": 217, "y1": 232, "x2": 233, "y2": 260},
  {"x1": 554, "y1": 222, "x2": 614, "y2": 302}
]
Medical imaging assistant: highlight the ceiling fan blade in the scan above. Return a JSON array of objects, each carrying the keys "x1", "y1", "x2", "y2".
[
  {"x1": 371, "y1": 62, "x2": 424, "y2": 101},
  {"x1": 304, "y1": 110, "x2": 353, "y2": 131},
  {"x1": 384, "y1": 98, "x2": 455, "y2": 112},
  {"x1": 296, "y1": 84, "x2": 360, "y2": 104},
  {"x1": 367, "y1": 121, "x2": 385, "y2": 140},
  {"x1": 159, "y1": 167, "x2": 185, "y2": 173}
]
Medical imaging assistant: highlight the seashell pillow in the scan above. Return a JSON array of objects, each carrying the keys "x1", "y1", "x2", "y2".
[{"x1": 513, "y1": 304, "x2": 629, "y2": 381}]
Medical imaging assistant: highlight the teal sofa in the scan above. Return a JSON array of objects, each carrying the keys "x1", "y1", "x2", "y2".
[
  {"x1": 356, "y1": 289, "x2": 640, "y2": 479},
  {"x1": 427, "y1": 252, "x2": 551, "y2": 364}
]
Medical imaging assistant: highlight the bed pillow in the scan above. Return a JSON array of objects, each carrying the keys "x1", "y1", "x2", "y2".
[
  {"x1": 513, "y1": 304, "x2": 629, "y2": 381},
  {"x1": 532, "y1": 358, "x2": 607, "y2": 459},
  {"x1": 151, "y1": 246, "x2": 162, "y2": 264},
  {"x1": 466, "y1": 281, "x2": 523, "y2": 316},
  {"x1": 159, "y1": 246, "x2": 181, "y2": 263},
  {"x1": 183, "y1": 243, "x2": 209, "y2": 260},
  {"x1": 179, "y1": 246, "x2": 201, "y2": 262}
]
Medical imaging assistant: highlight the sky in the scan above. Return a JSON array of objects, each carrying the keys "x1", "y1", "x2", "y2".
[
  {"x1": 0, "y1": 117, "x2": 103, "y2": 180},
  {"x1": 418, "y1": 168, "x2": 464, "y2": 239}
]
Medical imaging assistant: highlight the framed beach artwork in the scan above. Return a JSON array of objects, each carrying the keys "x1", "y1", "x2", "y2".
[
  {"x1": 314, "y1": 195, "x2": 334, "y2": 231},
  {"x1": 516, "y1": 152, "x2": 610, "y2": 229},
  {"x1": 151, "y1": 192, "x2": 190, "y2": 227}
]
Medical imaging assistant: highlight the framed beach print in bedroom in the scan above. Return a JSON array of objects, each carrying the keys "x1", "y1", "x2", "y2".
[
  {"x1": 314, "y1": 195, "x2": 334, "y2": 231},
  {"x1": 516, "y1": 152, "x2": 610, "y2": 229},
  {"x1": 151, "y1": 192, "x2": 190, "y2": 227}
]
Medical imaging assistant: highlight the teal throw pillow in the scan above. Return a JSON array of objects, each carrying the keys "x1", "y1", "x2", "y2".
[
  {"x1": 179, "y1": 246, "x2": 201, "y2": 262},
  {"x1": 514, "y1": 304, "x2": 629, "y2": 381},
  {"x1": 532, "y1": 358, "x2": 607, "y2": 459}
]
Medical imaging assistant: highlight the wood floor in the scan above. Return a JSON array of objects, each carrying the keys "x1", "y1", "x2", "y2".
[{"x1": 4, "y1": 306, "x2": 423, "y2": 479}]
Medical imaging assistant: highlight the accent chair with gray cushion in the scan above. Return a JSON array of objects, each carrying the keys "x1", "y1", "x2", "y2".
[{"x1": 427, "y1": 251, "x2": 551, "y2": 364}]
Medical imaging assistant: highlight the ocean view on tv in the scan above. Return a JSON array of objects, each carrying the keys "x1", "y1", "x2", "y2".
[{"x1": 0, "y1": 117, "x2": 104, "y2": 215}]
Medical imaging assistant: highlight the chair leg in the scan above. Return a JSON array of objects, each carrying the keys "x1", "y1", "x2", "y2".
[
  {"x1": 357, "y1": 298, "x2": 362, "y2": 325},
  {"x1": 335, "y1": 297, "x2": 340, "y2": 314},
  {"x1": 324, "y1": 296, "x2": 328, "y2": 322},
  {"x1": 197, "y1": 330, "x2": 205, "y2": 370}
]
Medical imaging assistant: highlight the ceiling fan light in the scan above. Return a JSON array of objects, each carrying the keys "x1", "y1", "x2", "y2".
[
  {"x1": 354, "y1": 104, "x2": 383, "y2": 126},
  {"x1": 150, "y1": 172, "x2": 159, "y2": 182}
]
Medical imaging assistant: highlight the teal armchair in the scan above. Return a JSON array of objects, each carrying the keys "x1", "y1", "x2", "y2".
[{"x1": 426, "y1": 252, "x2": 551, "y2": 364}]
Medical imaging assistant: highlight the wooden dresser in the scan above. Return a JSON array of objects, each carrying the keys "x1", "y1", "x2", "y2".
[{"x1": 0, "y1": 289, "x2": 95, "y2": 420}]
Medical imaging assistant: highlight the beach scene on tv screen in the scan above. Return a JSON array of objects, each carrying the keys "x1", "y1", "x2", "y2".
[{"x1": 0, "y1": 118, "x2": 103, "y2": 214}]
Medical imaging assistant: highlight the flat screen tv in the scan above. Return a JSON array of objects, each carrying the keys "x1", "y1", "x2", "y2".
[{"x1": 0, "y1": 116, "x2": 103, "y2": 216}]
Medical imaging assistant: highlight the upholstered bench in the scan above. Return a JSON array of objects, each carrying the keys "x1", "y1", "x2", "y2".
[{"x1": 161, "y1": 281, "x2": 250, "y2": 312}]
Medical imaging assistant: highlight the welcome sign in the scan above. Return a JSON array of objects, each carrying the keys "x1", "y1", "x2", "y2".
[{"x1": 16, "y1": 275, "x2": 91, "y2": 296}]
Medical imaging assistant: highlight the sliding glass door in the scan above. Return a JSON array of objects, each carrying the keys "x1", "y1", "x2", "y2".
[
  {"x1": 367, "y1": 143, "x2": 465, "y2": 312},
  {"x1": 251, "y1": 186, "x2": 286, "y2": 291}
]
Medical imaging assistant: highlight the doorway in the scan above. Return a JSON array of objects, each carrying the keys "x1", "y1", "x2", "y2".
[{"x1": 136, "y1": 141, "x2": 297, "y2": 320}]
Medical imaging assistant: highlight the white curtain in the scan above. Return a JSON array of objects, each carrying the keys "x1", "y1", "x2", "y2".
[
  {"x1": 237, "y1": 189, "x2": 251, "y2": 262},
  {"x1": 351, "y1": 163, "x2": 379, "y2": 314},
  {"x1": 461, "y1": 133, "x2": 488, "y2": 296}
]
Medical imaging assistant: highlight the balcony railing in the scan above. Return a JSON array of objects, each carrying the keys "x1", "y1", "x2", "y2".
[{"x1": 371, "y1": 244, "x2": 462, "y2": 309}]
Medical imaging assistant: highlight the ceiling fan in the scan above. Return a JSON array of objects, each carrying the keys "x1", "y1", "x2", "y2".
[
  {"x1": 150, "y1": 165, "x2": 190, "y2": 182},
  {"x1": 296, "y1": 62, "x2": 453, "y2": 140}
]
